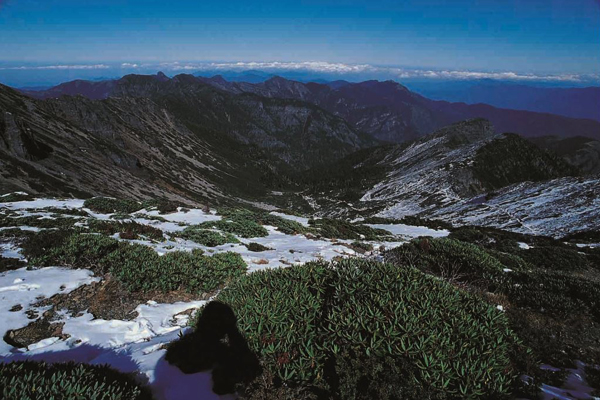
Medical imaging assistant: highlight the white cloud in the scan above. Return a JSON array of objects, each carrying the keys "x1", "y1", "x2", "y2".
[
  {"x1": 156, "y1": 61, "x2": 593, "y2": 83},
  {"x1": 1, "y1": 60, "x2": 596, "y2": 83},
  {"x1": 0, "y1": 64, "x2": 110, "y2": 70},
  {"x1": 394, "y1": 68, "x2": 587, "y2": 82}
]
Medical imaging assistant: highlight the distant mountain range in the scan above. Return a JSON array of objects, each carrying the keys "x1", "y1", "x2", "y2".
[
  {"x1": 413, "y1": 82, "x2": 600, "y2": 122},
  {"x1": 2, "y1": 72, "x2": 599, "y2": 233},
  {"x1": 23, "y1": 73, "x2": 600, "y2": 143}
]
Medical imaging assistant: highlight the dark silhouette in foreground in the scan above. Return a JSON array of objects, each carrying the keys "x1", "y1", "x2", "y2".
[{"x1": 165, "y1": 301, "x2": 261, "y2": 395}]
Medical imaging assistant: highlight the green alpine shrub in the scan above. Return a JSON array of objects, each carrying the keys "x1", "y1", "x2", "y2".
[
  {"x1": 178, "y1": 226, "x2": 239, "y2": 247},
  {"x1": 215, "y1": 259, "x2": 519, "y2": 398},
  {"x1": 84, "y1": 197, "x2": 143, "y2": 214},
  {"x1": 0, "y1": 361, "x2": 152, "y2": 400}
]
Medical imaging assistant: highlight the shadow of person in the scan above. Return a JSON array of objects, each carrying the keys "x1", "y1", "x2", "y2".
[{"x1": 165, "y1": 301, "x2": 261, "y2": 395}]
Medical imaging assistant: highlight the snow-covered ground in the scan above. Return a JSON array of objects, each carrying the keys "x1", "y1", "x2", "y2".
[
  {"x1": 365, "y1": 223, "x2": 450, "y2": 239},
  {"x1": 428, "y1": 176, "x2": 600, "y2": 238},
  {"x1": 0, "y1": 267, "x2": 228, "y2": 400},
  {"x1": 0, "y1": 196, "x2": 451, "y2": 399}
]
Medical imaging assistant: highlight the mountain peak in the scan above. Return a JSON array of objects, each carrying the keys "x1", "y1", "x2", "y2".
[
  {"x1": 209, "y1": 75, "x2": 228, "y2": 84},
  {"x1": 156, "y1": 71, "x2": 170, "y2": 81}
]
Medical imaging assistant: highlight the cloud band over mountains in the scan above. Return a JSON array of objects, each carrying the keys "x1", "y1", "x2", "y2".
[{"x1": 1, "y1": 61, "x2": 598, "y2": 83}]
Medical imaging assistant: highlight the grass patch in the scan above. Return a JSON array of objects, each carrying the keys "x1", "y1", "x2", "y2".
[
  {"x1": 211, "y1": 259, "x2": 520, "y2": 398},
  {"x1": 0, "y1": 361, "x2": 151, "y2": 400}
]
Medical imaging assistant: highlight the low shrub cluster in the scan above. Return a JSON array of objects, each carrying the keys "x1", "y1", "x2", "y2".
[
  {"x1": 214, "y1": 259, "x2": 519, "y2": 399},
  {"x1": 562, "y1": 230, "x2": 600, "y2": 244},
  {"x1": 308, "y1": 218, "x2": 391, "y2": 240},
  {"x1": 84, "y1": 197, "x2": 143, "y2": 214},
  {"x1": 0, "y1": 256, "x2": 26, "y2": 272},
  {"x1": 0, "y1": 214, "x2": 80, "y2": 229},
  {"x1": 585, "y1": 366, "x2": 600, "y2": 396},
  {"x1": 108, "y1": 246, "x2": 246, "y2": 294},
  {"x1": 0, "y1": 361, "x2": 151, "y2": 400},
  {"x1": 32, "y1": 207, "x2": 90, "y2": 217},
  {"x1": 385, "y1": 237, "x2": 508, "y2": 290},
  {"x1": 134, "y1": 213, "x2": 168, "y2": 222},
  {"x1": 0, "y1": 192, "x2": 31, "y2": 202},
  {"x1": 141, "y1": 198, "x2": 181, "y2": 214},
  {"x1": 363, "y1": 216, "x2": 453, "y2": 231},
  {"x1": 23, "y1": 231, "x2": 247, "y2": 294},
  {"x1": 519, "y1": 246, "x2": 589, "y2": 271},
  {"x1": 246, "y1": 242, "x2": 271, "y2": 252},
  {"x1": 349, "y1": 241, "x2": 373, "y2": 254},
  {"x1": 259, "y1": 214, "x2": 307, "y2": 235},
  {"x1": 449, "y1": 225, "x2": 590, "y2": 271},
  {"x1": 198, "y1": 210, "x2": 270, "y2": 238},
  {"x1": 0, "y1": 227, "x2": 35, "y2": 241},
  {"x1": 25, "y1": 230, "x2": 119, "y2": 274},
  {"x1": 385, "y1": 233, "x2": 600, "y2": 370},
  {"x1": 506, "y1": 270, "x2": 600, "y2": 319},
  {"x1": 199, "y1": 219, "x2": 268, "y2": 238},
  {"x1": 217, "y1": 209, "x2": 308, "y2": 235},
  {"x1": 87, "y1": 219, "x2": 165, "y2": 241},
  {"x1": 177, "y1": 226, "x2": 239, "y2": 247}
]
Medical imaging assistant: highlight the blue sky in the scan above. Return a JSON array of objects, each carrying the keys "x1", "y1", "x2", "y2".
[{"x1": 0, "y1": 0, "x2": 599, "y2": 86}]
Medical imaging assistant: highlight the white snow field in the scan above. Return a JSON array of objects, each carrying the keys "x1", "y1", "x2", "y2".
[{"x1": 0, "y1": 196, "x2": 449, "y2": 399}]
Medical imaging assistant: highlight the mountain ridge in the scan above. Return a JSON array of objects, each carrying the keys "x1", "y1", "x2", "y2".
[{"x1": 21, "y1": 74, "x2": 600, "y2": 143}]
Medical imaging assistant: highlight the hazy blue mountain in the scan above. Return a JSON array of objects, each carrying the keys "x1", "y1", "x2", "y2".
[{"x1": 409, "y1": 81, "x2": 600, "y2": 121}]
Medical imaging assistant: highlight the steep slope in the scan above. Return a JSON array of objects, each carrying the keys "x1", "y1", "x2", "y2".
[
  {"x1": 0, "y1": 83, "x2": 242, "y2": 202},
  {"x1": 196, "y1": 76, "x2": 444, "y2": 143},
  {"x1": 427, "y1": 176, "x2": 600, "y2": 237},
  {"x1": 21, "y1": 73, "x2": 374, "y2": 169},
  {"x1": 2, "y1": 74, "x2": 374, "y2": 202},
  {"x1": 529, "y1": 135, "x2": 600, "y2": 175},
  {"x1": 300, "y1": 119, "x2": 584, "y2": 226}
]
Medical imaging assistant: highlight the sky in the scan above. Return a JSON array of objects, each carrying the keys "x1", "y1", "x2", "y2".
[{"x1": 0, "y1": 0, "x2": 599, "y2": 86}]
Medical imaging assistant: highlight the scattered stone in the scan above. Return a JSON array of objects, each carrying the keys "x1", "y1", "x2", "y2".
[{"x1": 3, "y1": 320, "x2": 68, "y2": 349}]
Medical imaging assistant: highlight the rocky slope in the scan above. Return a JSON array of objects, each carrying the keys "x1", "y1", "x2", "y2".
[
  {"x1": 530, "y1": 135, "x2": 600, "y2": 175},
  {"x1": 2, "y1": 74, "x2": 374, "y2": 203},
  {"x1": 299, "y1": 118, "x2": 597, "y2": 237},
  {"x1": 194, "y1": 75, "x2": 600, "y2": 143}
]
